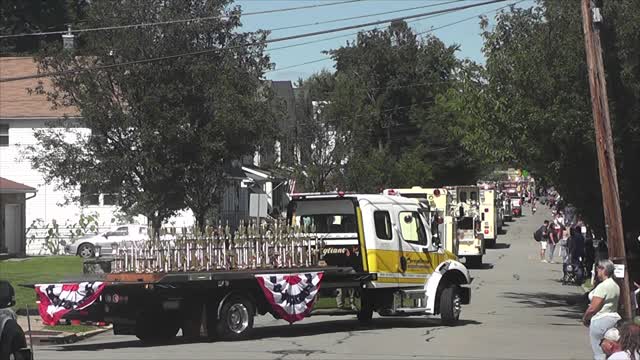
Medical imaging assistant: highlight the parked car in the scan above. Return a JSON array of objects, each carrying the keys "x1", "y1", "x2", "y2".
[
  {"x1": 0, "y1": 281, "x2": 32, "y2": 360},
  {"x1": 64, "y1": 224, "x2": 153, "y2": 258}
]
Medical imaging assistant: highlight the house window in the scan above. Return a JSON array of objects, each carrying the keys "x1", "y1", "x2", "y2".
[
  {"x1": 80, "y1": 184, "x2": 100, "y2": 206},
  {"x1": 0, "y1": 125, "x2": 8, "y2": 146}
]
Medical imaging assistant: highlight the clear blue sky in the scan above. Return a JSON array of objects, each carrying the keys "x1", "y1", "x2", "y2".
[{"x1": 234, "y1": 0, "x2": 537, "y2": 81}]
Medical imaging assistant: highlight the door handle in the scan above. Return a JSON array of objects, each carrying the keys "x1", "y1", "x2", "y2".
[{"x1": 400, "y1": 256, "x2": 407, "y2": 273}]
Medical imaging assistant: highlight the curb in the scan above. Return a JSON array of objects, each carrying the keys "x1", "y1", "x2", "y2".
[{"x1": 28, "y1": 325, "x2": 112, "y2": 345}]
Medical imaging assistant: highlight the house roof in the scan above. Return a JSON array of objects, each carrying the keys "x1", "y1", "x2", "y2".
[
  {"x1": 0, "y1": 57, "x2": 80, "y2": 119},
  {"x1": 271, "y1": 81, "x2": 294, "y2": 99},
  {"x1": 0, "y1": 177, "x2": 37, "y2": 194}
]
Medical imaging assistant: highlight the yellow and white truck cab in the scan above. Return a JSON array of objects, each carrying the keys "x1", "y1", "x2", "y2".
[
  {"x1": 382, "y1": 187, "x2": 457, "y2": 259},
  {"x1": 288, "y1": 193, "x2": 471, "y2": 324}
]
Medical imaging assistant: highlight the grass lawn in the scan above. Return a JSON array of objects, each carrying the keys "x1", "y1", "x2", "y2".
[
  {"x1": 44, "y1": 324, "x2": 99, "y2": 333},
  {"x1": 0, "y1": 256, "x2": 83, "y2": 311}
]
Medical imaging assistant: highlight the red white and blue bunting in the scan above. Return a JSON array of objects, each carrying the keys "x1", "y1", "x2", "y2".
[
  {"x1": 35, "y1": 282, "x2": 105, "y2": 325},
  {"x1": 255, "y1": 272, "x2": 323, "y2": 324}
]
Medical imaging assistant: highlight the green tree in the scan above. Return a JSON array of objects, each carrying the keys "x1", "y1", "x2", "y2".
[
  {"x1": 449, "y1": 1, "x2": 640, "y2": 269},
  {"x1": 294, "y1": 71, "x2": 344, "y2": 192},
  {"x1": 27, "y1": 0, "x2": 276, "y2": 232},
  {"x1": 300, "y1": 21, "x2": 484, "y2": 192},
  {"x1": 0, "y1": 0, "x2": 89, "y2": 54}
]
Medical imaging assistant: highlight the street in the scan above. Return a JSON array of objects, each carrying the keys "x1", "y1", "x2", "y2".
[{"x1": 31, "y1": 206, "x2": 593, "y2": 360}]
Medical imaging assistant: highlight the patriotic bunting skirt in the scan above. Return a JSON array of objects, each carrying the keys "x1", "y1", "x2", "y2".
[
  {"x1": 35, "y1": 282, "x2": 106, "y2": 325},
  {"x1": 255, "y1": 272, "x2": 324, "y2": 324}
]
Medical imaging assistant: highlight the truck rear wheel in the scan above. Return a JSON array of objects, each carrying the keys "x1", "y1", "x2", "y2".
[
  {"x1": 135, "y1": 312, "x2": 179, "y2": 343},
  {"x1": 440, "y1": 285, "x2": 462, "y2": 326},
  {"x1": 216, "y1": 295, "x2": 255, "y2": 340}
]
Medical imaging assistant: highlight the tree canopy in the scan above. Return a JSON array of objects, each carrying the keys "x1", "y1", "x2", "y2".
[
  {"x1": 295, "y1": 21, "x2": 486, "y2": 193},
  {"x1": 446, "y1": 1, "x2": 640, "y2": 268},
  {"x1": 27, "y1": 0, "x2": 276, "y2": 230}
]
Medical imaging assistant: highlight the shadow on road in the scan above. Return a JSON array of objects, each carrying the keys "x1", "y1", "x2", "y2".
[
  {"x1": 501, "y1": 291, "x2": 587, "y2": 321},
  {"x1": 467, "y1": 263, "x2": 494, "y2": 270},
  {"x1": 491, "y1": 243, "x2": 511, "y2": 250},
  {"x1": 53, "y1": 318, "x2": 483, "y2": 351}
]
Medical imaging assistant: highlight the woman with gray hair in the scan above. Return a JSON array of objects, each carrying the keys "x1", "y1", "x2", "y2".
[{"x1": 583, "y1": 259, "x2": 621, "y2": 359}]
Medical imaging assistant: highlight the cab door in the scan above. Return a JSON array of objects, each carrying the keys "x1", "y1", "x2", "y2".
[{"x1": 393, "y1": 207, "x2": 438, "y2": 285}]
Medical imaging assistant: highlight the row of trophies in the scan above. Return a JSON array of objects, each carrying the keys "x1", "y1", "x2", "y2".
[{"x1": 109, "y1": 222, "x2": 325, "y2": 273}]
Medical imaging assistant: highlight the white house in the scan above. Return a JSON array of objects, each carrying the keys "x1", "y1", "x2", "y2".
[
  {"x1": 0, "y1": 57, "x2": 292, "y2": 255},
  {"x1": 0, "y1": 58, "x2": 195, "y2": 254}
]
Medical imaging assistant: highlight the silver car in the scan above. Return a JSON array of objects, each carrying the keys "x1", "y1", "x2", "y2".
[{"x1": 64, "y1": 224, "x2": 151, "y2": 258}]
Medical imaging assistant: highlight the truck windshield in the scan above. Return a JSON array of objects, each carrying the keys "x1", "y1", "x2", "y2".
[{"x1": 288, "y1": 199, "x2": 357, "y2": 233}]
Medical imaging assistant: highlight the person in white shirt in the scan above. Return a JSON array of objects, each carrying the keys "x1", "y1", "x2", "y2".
[
  {"x1": 600, "y1": 327, "x2": 623, "y2": 359},
  {"x1": 608, "y1": 322, "x2": 640, "y2": 360},
  {"x1": 583, "y1": 260, "x2": 621, "y2": 360}
]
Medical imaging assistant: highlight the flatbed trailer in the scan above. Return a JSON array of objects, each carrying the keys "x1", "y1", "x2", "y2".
[{"x1": 58, "y1": 266, "x2": 374, "y2": 342}]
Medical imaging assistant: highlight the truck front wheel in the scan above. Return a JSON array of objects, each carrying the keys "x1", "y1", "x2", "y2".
[
  {"x1": 216, "y1": 295, "x2": 255, "y2": 340},
  {"x1": 440, "y1": 285, "x2": 462, "y2": 326}
]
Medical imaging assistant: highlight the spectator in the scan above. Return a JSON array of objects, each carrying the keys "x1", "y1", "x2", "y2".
[
  {"x1": 536, "y1": 220, "x2": 551, "y2": 262},
  {"x1": 600, "y1": 327, "x2": 623, "y2": 359},
  {"x1": 583, "y1": 259, "x2": 622, "y2": 360},
  {"x1": 609, "y1": 322, "x2": 640, "y2": 360},
  {"x1": 547, "y1": 222, "x2": 560, "y2": 263},
  {"x1": 569, "y1": 226, "x2": 586, "y2": 263}
]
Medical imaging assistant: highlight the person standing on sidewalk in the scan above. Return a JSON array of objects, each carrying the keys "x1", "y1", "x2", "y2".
[
  {"x1": 583, "y1": 259, "x2": 621, "y2": 360},
  {"x1": 547, "y1": 223, "x2": 559, "y2": 263}
]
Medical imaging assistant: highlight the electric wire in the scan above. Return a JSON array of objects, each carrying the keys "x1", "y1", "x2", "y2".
[
  {"x1": 0, "y1": 0, "x2": 364, "y2": 39},
  {"x1": 267, "y1": 1, "x2": 520, "y2": 73},
  {"x1": 0, "y1": 0, "x2": 508, "y2": 83}
]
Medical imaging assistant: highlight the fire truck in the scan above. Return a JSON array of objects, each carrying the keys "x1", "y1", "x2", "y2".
[
  {"x1": 477, "y1": 184, "x2": 501, "y2": 248},
  {"x1": 445, "y1": 186, "x2": 485, "y2": 267},
  {"x1": 500, "y1": 181, "x2": 523, "y2": 217}
]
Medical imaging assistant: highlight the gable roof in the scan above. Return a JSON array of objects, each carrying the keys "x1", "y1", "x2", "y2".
[
  {"x1": 0, "y1": 177, "x2": 37, "y2": 194},
  {"x1": 0, "y1": 57, "x2": 80, "y2": 119}
]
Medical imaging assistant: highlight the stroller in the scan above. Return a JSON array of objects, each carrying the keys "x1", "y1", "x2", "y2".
[{"x1": 562, "y1": 256, "x2": 586, "y2": 285}]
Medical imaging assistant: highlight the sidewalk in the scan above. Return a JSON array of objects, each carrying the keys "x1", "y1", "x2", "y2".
[{"x1": 17, "y1": 314, "x2": 112, "y2": 345}]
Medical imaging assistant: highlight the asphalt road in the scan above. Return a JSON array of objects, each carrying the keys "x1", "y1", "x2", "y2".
[{"x1": 32, "y1": 206, "x2": 593, "y2": 360}]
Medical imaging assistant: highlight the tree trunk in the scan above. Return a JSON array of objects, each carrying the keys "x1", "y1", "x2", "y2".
[
  {"x1": 195, "y1": 211, "x2": 206, "y2": 234},
  {"x1": 149, "y1": 214, "x2": 162, "y2": 240}
]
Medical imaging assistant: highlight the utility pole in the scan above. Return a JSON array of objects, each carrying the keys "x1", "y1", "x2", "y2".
[{"x1": 580, "y1": 0, "x2": 632, "y2": 320}]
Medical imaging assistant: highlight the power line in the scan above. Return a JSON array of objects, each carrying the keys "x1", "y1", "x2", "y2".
[
  {"x1": 264, "y1": 6, "x2": 462, "y2": 55},
  {"x1": 268, "y1": 0, "x2": 462, "y2": 32},
  {"x1": 0, "y1": 0, "x2": 364, "y2": 39},
  {"x1": 0, "y1": 0, "x2": 508, "y2": 83},
  {"x1": 267, "y1": 1, "x2": 520, "y2": 74}
]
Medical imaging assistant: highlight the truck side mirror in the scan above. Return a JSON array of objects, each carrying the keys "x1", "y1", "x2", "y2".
[{"x1": 0, "y1": 281, "x2": 16, "y2": 309}]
